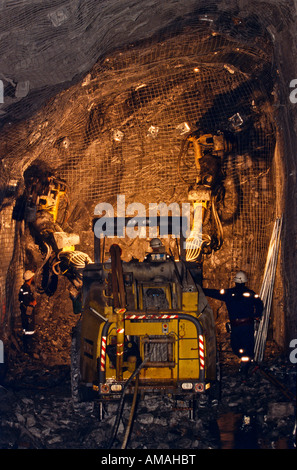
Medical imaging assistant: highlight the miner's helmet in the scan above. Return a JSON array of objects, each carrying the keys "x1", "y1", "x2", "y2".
[
  {"x1": 23, "y1": 270, "x2": 35, "y2": 281},
  {"x1": 233, "y1": 270, "x2": 248, "y2": 284},
  {"x1": 149, "y1": 238, "x2": 163, "y2": 248}
]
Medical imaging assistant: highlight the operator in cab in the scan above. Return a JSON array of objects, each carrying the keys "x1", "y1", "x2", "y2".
[
  {"x1": 203, "y1": 271, "x2": 263, "y2": 377},
  {"x1": 144, "y1": 238, "x2": 169, "y2": 262}
]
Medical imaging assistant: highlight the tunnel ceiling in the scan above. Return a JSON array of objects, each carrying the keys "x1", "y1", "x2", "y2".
[
  {"x1": 0, "y1": 1, "x2": 280, "y2": 284},
  {"x1": 0, "y1": 0, "x2": 292, "y2": 125}
]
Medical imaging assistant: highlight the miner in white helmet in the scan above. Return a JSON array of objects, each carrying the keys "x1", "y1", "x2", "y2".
[
  {"x1": 144, "y1": 238, "x2": 168, "y2": 262},
  {"x1": 18, "y1": 270, "x2": 37, "y2": 353},
  {"x1": 203, "y1": 271, "x2": 263, "y2": 377}
]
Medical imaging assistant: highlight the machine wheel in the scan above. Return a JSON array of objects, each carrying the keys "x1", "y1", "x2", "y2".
[
  {"x1": 70, "y1": 321, "x2": 96, "y2": 415},
  {"x1": 70, "y1": 321, "x2": 83, "y2": 409}
]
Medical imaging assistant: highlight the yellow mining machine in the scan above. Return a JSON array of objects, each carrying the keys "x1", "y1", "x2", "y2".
[
  {"x1": 71, "y1": 216, "x2": 220, "y2": 416},
  {"x1": 70, "y1": 130, "x2": 233, "y2": 418}
]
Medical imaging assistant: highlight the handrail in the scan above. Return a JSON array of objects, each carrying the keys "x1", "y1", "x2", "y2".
[{"x1": 98, "y1": 311, "x2": 205, "y2": 385}]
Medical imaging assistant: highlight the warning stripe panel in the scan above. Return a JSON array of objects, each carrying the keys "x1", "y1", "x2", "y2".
[
  {"x1": 125, "y1": 314, "x2": 178, "y2": 320},
  {"x1": 100, "y1": 336, "x2": 106, "y2": 371},
  {"x1": 199, "y1": 335, "x2": 205, "y2": 369}
]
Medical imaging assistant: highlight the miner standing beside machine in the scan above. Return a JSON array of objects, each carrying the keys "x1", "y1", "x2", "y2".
[
  {"x1": 203, "y1": 271, "x2": 263, "y2": 376},
  {"x1": 18, "y1": 270, "x2": 37, "y2": 353}
]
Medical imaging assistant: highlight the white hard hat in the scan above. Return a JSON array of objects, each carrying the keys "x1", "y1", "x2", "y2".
[
  {"x1": 24, "y1": 270, "x2": 35, "y2": 281},
  {"x1": 150, "y1": 238, "x2": 163, "y2": 248},
  {"x1": 234, "y1": 271, "x2": 248, "y2": 284}
]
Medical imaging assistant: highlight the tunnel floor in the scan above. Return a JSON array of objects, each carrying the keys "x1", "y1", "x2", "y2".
[{"x1": 1, "y1": 316, "x2": 295, "y2": 450}]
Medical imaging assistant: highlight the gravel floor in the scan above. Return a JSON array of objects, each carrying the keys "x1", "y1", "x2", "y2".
[{"x1": 0, "y1": 350, "x2": 295, "y2": 451}]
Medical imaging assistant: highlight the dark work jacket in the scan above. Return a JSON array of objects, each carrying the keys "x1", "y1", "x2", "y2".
[
  {"x1": 203, "y1": 284, "x2": 263, "y2": 322},
  {"x1": 204, "y1": 284, "x2": 263, "y2": 358},
  {"x1": 18, "y1": 282, "x2": 35, "y2": 308}
]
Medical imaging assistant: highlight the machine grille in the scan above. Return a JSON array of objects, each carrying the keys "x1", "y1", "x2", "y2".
[{"x1": 142, "y1": 335, "x2": 175, "y2": 367}]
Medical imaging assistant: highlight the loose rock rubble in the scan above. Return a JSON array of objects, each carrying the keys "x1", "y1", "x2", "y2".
[{"x1": 0, "y1": 347, "x2": 295, "y2": 450}]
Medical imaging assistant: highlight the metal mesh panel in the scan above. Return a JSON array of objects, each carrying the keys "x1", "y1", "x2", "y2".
[{"x1": 28, "y1": 23, "x2": 275, "y2": 287}]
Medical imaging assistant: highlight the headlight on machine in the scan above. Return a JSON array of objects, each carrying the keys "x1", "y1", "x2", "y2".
[
  {"x1": 110, "y1": 384, "x2": 123, "y2": 392},
  {"x1": 181, "y1": 382, "x2": 193, "y2": 390}
]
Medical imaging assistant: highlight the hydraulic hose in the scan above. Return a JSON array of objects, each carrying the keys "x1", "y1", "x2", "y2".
[
  {"x1": 107, "y1": 348, "x2": 154, "y2": 449},
  {"x1": 121, "y1": 374, "x2": 139, "y2": 449},
  {"x1": 211, "y1": 194, "x2": 224, "y2": 250}
]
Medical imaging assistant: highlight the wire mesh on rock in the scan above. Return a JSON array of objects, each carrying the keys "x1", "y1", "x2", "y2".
[{"x1": 0, "y1": 13, "x2": 280, "y2": 331}]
